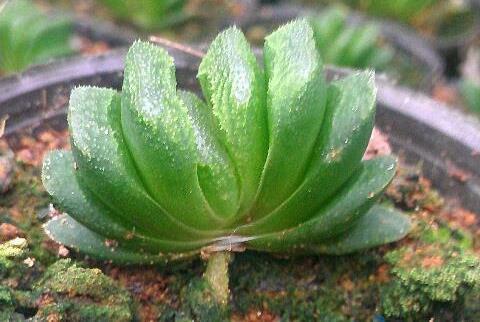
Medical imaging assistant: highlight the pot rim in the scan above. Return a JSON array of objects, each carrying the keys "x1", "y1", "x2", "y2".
[{"x1": 69, "y1": 3, "x2": 446, "y2": 89}]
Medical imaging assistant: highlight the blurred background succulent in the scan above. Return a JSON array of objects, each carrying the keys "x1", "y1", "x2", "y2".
[
  {"x1": 244, "y1": 4, "x2": 434, "y2": 87},
  {"x1": 309, "y1": 6, "x2": 393, "y2": 70},
  {"x1": 43, "y1": 19, "x2": 410, "y2": 267},
  {"x1": 0, "y1": 0, "x2": 73, "y2": 75},
  {"x1": 459, "y1": 47, "x2": 480, "y2": 116},
  {"x1": 323, "y1": 0, "x2": 475, "y2": 45},
  {"x1": 341, "y1": 0, "x2": 438, "y2": 24},
  {"x1": 96, "y1": 0, "x2": 188, "y2": 31},
  {"x1": 459, "y1": 80, "x2": 480, "y2": 115}
]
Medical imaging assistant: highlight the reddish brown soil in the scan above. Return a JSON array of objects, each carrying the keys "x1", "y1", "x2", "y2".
[
  {"x1": 11, "y1": 129, "x2": 70, "y2": 167},
  {"x1": 106, "y1": 266, "x2": 174, "y2": 322},
  {"x1": 364, "y1": 128, "x2": 392, "y2": 160},
  {"x1": 2, "y1": 126, "x2": 479, "y2": 321},
  {"x1": 76, "y1": 37, "x2": 111, "y2": 56},
  {"x1": 0, "y1": 223, "x2": 24, "y2": 242},
  {"x1": 432, "y1": 82, "x2": 459, "y2": 106},
  {"x1": 232, "y1": 310, "x2": 280, "y2": 322}
]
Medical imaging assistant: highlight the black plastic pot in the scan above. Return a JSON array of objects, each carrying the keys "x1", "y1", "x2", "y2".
[
  {"x1": 0, "y1": 47, "x2": 478, "y2": 213},
  {"x1": 72, "y1": 16, "x2": 138, "y2": 47},
  {"x1": 70, "y1": 0, "x2": 260, "y2": 46},
  {"x1": 228, "y1": 4, "x2": 445, "y2": 91}
]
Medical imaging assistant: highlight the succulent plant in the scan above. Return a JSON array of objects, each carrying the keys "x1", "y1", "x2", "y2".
[
  {"x1": 98, "y1": 0, "x2": 187, "y2": 31},
  {"x1": 459, "y1": 80, "x2": 480, "y2": 115},
  {"x1": 0, "y1": 0, "x2": 72, "y2": 74},
  {"x1": 340, "y1": 0, "x2": 474, "y2": 42},
  {"x1": 309, "y1": 6, "x2": 393, "y2": 70},
  {"x1": 342, "y1": 0, "x2": 438, "y2": 24},
  {"x1": 43, "y1": 19, "x2": 411, "y2": 267}
]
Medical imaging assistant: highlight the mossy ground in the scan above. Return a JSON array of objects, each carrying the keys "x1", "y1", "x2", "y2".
[{"x1": 0, "y1": 130, "x2": 479, "y2": 321}]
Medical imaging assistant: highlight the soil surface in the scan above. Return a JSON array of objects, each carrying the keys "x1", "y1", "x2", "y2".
[{"x1": 0, "y1": 126, "x2": 479, "y2": 321}]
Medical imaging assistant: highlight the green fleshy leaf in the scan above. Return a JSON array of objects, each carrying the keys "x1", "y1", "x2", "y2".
[
  {"x1": 251, "y1": 19, "x2": 328, "y2": 219},
  {"x1": 68, "y1": 86, "x2": 213, "y2": 240},
  {"x1": 312, "y1": 205, "x2": 411, "y2": 255},
  {"x1": 240, "y1": 71, "x2": 376, "y2": 235},
  {"x1": 43, "y1": 150, "x2": 129, "y2": 239},
  {"x1": 246, "y1": 156, "x2": 398, "y2": 252},
  {"x1": 42, "y1": 150, "x2": 211, "y2": 253},
  {"x1": 178, "y1": 90, "x2": 240, "y2": 219},
  {"x1": 121, "y1": 41, "x2": 225, "y2": 230},
  {"x1": 44, "y1": 215, "x2": 197, "y2": 265},
  {"x1": 198, "y1": 27, "x2": 268, "y2": 214}
]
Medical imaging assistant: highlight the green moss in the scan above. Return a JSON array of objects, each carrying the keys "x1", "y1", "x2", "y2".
[
  {"x1": 420, "y1": 225, "x2": 473, "y2": 250},
  {"x1": 0, "y1": 239, "x2": 38, "y2": 321},
  {"x1": 34, "y1": 259, "x2": 133, "y2": 322},
  {"x1": 0, "y1": 238, "x2": 28, "y2": 284},
  {"x1": 164, "y1": 277, "x2": 230, "y2": 322},
  {"x1": 158, "y1": 253, "x2": 363, "y2": 321},
  {"x1": 381, "y1": 246, "x2": 480, "y2": 320},
  {"x1": 0, "y1": 164, "x2": 55, "y2": 265},
  {"x1": 1, "y1": 150, "x2": 478, "y2": 321},
  {"x1": 0, "y1": 237, "x2": 26, "y2": 271},
  {"x1": 37, "y1": 302, "x2": 132, "y2": 322},
  {"x1": 230, "y1": 251, "x2": 381, "y2": 321},
  {"x1": 0, "y1": 285, "x2": 14, "y2": 310},
  {"x1": 157, "y1": 259, "x2": 230, "y2": 321},
  {"x1": 380, "y1": 170, "x2": 480, "y2": 321},
  {"x1": 0, "y1": 310, "x2": 24, "y2": 322},
  {"x1": 0, "y1": 287, "x2": 28, "y2": 321},
  {"x1": 0, "y1": 238, "x2": 27, "y2": 259}
]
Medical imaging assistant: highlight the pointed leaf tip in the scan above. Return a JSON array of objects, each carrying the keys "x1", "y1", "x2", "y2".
[
  {"x1": 252, "y1": 16, "x2": 327, "y2": 218},
  {"x1": 315, "y1": 205, "x2": 412, "y2": 255},
  {"x1": 198, "y1": 22, "x2": 268, "y2": 213}
]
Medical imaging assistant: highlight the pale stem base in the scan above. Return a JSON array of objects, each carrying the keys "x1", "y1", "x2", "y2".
[{"x1": 203, "y1": 251, "x2": 232, "y2": 306}]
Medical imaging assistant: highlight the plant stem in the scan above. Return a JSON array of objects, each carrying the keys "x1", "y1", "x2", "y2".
[{"x1": 204, "y1": 251, "x2": 232, "y2": 306}]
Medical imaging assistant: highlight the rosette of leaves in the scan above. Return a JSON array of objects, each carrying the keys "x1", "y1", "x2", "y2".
[
  {"x1": 0, "y1": 0, "x2": 72, "y2": 75},
  {"x1": 97, "y1": 0, "x2": 187, "y2": 31},
  {"x1": 43, "y1": 20, "x2": 411, "y2": 267}
]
